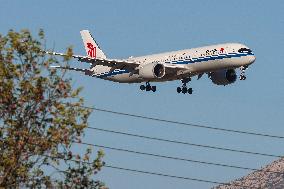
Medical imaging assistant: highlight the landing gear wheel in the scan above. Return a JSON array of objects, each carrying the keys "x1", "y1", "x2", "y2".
[
  {"x1": 177, "y1": 87, "x2": 181, "y2": 93},
  {"x1": 146, "y1": 85, "x2": 151, "y2": 91},
  {"x1": 141, "y1": 82, "x2": 156, "y2": 92},
  {"x1": 177, "y1": 77, "x2": 193, "y2": 95},
  {"x1": 240, "y1": 75, "x2": 246, "y2": 80},
  {"x1": 151, "y1": 86, "x2": 156, "y2": 92},
  {"x1": 182, "y1": 87, "x2": 188, "y2": 94},
  {"x1": 140, "y1": 85, "x2": 146, "y2": 90}
]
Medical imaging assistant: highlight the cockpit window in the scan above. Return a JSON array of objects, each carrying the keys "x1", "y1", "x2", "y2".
[{"x1": 238, "y1": 48, "x2": 252, "y2": 53}]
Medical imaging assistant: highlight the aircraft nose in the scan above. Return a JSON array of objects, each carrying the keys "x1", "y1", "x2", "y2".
[
  {"x1": 247, "y1": 55, "x2": 256, "y2": 65},
  {"x1": 250, "y1": 55, "x2": 256, "y2": 64}
]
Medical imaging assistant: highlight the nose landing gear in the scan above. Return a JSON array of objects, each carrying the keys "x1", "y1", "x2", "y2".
[
  {"x1": 140, "y1": 82, "x2": 156, "y2": 92},
  {"x1": 240, "y1": 66, "x2": 248, "y2": 80},
  {"x1": 240, "y1": 75, "x2": 246, "y2": 80},
  {"x1": 177, "y1": 78, "x2": 193, "y2": 94}
]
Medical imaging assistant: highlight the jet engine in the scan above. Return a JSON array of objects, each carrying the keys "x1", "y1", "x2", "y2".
[
  {"x1": 139, "y1": 63, "x2": 165, "y2": 79},
  {"x1": 209, "y1": 69, "x2": 237, "y2": 86}
]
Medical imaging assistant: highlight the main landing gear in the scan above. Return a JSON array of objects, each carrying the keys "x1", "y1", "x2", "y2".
[
  {"x1": 140, "y1": 82, "x2": 156, "y2": 92},
  {"x1": 177, "y1": 78, "x2": 193, "y2": 94},
  {"x1": 240, "y1": 66, "x2": 248, "y2": 80}
]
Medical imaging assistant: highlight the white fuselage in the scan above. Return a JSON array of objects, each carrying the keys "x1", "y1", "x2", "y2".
[{"x1": 90, "y1": 43, "x2": 256, "y2": 83}]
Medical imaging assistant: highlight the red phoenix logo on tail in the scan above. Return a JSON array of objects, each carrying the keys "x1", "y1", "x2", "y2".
[{"x1": 87, "y1": 43, "x2": 96, "y2": 58}]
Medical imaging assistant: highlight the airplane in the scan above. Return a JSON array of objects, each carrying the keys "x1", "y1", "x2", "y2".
[{"x1": 48, "y1": 30, "x2": 256, "y2": 94}]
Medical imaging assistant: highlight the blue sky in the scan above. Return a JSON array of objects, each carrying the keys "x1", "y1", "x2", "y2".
[{"x1": 1, "y1": 0, "x2": 284, "y2": 188}]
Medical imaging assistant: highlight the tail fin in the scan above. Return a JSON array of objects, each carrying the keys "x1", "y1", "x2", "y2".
[{"x1": 80, "y1": 30, "x2": 106, "y2": 59}]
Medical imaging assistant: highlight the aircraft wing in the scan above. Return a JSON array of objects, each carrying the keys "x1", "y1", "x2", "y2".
[
  {"x1": 46, "y1": 51, "x2": 188, "y2": 75},
  {"x1": 163, "y1": 63, "x2": 190, "y2": 76},
  {"x1": 46, "y1": 51, "x2": 139, "y2": 71}
]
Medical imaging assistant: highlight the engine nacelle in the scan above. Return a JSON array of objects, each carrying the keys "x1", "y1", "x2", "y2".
[
  {"x1": 210, "y1": 69, "x2": 237, "y2": 86},
  {"x1": 139, "y1": 63, "x2": 165, "y2": 79}
]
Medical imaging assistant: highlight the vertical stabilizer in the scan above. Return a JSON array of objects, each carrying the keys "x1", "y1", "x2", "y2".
[{"x1": 80, "y1": 30, "x2": 106, "y2": 59}]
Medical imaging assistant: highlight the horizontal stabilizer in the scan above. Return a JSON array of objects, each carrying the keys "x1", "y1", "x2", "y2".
[{"x1": 50, "y1": 65, "x2": 94, "y2": 76}]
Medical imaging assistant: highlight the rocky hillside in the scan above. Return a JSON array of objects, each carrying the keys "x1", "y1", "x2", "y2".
[{"x1": 213, "y1": 158, "x2": 284, "y2": 189}]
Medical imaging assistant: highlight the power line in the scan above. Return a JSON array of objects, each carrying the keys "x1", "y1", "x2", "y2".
[
  {"x1": 2, "y1": 124, "x2": 281, "y2": 158},
  {"x1": 71, "y1": 103, "x2": 284, "y2": 140},
  {"x1": 0, "y1": 137, "x2": 256, "y2": 188},
  {"x1": 41, "y1": 154, "x2": 256, "y2": 189},
  {"x1": 0, "y1": 127, "x2": 278, "y2": 188},
  {"x1": 86, "y1": 126, "x2": 282, "y2": 158},
  {"x1": 104, "y1": 165, "x2": 253, "y2": 188},
  {"x1": 2, "y1": 124, "x2": 281, "y2": 180},
  {"x1": 76, "y1": 141, "x2": 284, "y2": 175}
]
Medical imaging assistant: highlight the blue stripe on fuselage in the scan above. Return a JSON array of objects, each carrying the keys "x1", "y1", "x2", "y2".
[
  {"x1": 171, "y1": 52, "x2": 253, "y2": 65},
  {"x1": 97, "y1": 52, "x2": 253, "y2": 78}
]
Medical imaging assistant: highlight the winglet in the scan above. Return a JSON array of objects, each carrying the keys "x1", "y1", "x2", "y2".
[{"x1": 80, "y1": 30, "x2": 106, "y2": 59}]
